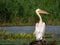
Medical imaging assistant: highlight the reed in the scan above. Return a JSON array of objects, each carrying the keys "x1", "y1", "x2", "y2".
[{"x1": 0, "y1": 0, "x2": 60, "y2": 26}]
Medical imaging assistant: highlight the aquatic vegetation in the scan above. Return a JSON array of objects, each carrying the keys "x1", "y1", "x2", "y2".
[
  {"x1": 0, "y1": 30, "x2": 58, "y2": 45},
  {"x1": 0, "y1": 31, "x2": 53, "y2": 40},
  {"x1": 0, "y1": 31, "x2": 59, "y2": 45},
  {"x1": 45, "y1": 33, "x2": 53, "y2": 38}
]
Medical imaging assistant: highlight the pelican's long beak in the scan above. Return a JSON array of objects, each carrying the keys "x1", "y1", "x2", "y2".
[{"x1": 39, "y1": 9, "x2": 49, "y2": 14}]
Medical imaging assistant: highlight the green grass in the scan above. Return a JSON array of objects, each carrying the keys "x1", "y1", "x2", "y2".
[{"x1": 0, "y1": 32, "x2": 53, "y2": 40}]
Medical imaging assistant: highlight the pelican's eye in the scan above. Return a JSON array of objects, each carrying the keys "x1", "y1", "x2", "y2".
[{"x1": 38, "y1": 11, "x2": 40, "y2": 12}]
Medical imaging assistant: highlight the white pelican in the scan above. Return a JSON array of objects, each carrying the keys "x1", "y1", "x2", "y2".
[{"x1": 34, "y1": 8, "x2": 49, "y2": 40}]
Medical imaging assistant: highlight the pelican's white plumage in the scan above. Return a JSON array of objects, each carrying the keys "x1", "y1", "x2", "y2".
[{"x1": 34, "y1": 8, "x2": 49, "y2": 40}]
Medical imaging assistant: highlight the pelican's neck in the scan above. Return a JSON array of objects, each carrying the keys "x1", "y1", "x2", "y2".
[{"x1": 37, "y1": 13, "x2": 42, "y2": 23}]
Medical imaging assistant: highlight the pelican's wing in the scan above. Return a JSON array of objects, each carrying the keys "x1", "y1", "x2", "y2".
[
  {"x1": 34, "y1": 22, "x2": 45, "y2": 34},
  {"x1": 38, "y1": 22, "x2": 45, "y2": 33},
  {"x1": 34, "y1": 23, "x2": 39, "y2": 34}
]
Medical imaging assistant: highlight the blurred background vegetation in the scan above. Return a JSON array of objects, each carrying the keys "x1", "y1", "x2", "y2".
[{"x1": 0, "y1": 0, "x2": 60, "y2": 26}]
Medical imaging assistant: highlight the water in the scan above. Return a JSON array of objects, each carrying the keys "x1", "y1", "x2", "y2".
[{"x1": 0, "y1": 26, "x2": 60, "y2": 34}]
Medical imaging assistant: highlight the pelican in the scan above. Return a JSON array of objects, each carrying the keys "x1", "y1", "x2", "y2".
[{"x1": 34, "y1": 8, "x2": 49, "y2": 40}]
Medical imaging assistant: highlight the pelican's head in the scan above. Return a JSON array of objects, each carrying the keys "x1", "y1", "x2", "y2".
[{"x1": 36, "y1": 8, "x2": 49, "y2": 15}]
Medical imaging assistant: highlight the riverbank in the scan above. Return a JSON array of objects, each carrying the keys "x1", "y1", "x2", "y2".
[
  {"x1": 0, "y1": 23, "x2": 60, "y2": 27},
  {"x1": 0, "y1": 23, "x2": 34, "y2": 26}
]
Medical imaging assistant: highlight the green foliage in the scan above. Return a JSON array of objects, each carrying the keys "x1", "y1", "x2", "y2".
[
  {"x1": 0, "y1": 0, "x2": 60, "y2": 26},
  {"x1": 0, "y1": 31, "x2": 53, "y2": 40},
  {"x1": 45, "y1": 33, "x2": 53, "y2": 38}
]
